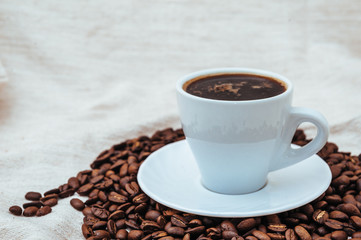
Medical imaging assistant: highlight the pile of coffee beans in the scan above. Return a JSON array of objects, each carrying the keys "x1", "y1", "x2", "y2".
[{"x1": 8, "y1": 128, "x2": 361, "y2": 240}]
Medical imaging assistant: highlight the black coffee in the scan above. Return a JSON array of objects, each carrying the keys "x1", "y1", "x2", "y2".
[{"x1": 184, "y1": 73, "x2": 286, "y2": 101}]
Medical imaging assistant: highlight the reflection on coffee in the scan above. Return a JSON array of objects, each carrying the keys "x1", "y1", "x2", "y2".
[{"x1": 184, "y1": 73, "x2": 286, "y2": 101}]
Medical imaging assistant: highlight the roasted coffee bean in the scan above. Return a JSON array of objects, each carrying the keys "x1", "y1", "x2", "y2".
[
  {"x1": 93, "y1": 229, "x2": 110, "y2": 239},
  {"x1": 82, "y1": 224, "x2": 92, "y2": 238},
  {"x1": 331, "y1": 230, "x2": 347, "y2": 240},
  {"x1": 58, "y1": 184, "x2": 70, "y2": 192},
  {"x1": 68, "y1": 177, "x2": 80, "y2": 189},
  {"x1": 223, "y1": 230, "x2": 239, "y2": 240},
  {"x1": 70, "y1": 198, "x2": 85, "y2": 211},
  {"x1": 258, "y1": 224, "x2": 267, "y2": 233},
  {"x1": 97, "y1": 191, "x2": 107, "y2": 202},
  {"x1": 267, "y1": 232, "x2": 285, "y2": 240},
  {"x1": 23, "y1": 201, "x2": 43, "y2": 209},
  {"x1": 313, "y1": 209, "x2": 329, "y2": 224},
  {"x1": 167, "y1": 226, "x2": 185, "y2": 236},
  {"x1": 89, "y1": 189, "x2": 100, "y2": 199},
  {"x1": 126, "y1": 219, "x2": 140, "y2": 230},
  {"x1": 42, "y1": 198, "x2": 58, "y2": 207},
  {"x1": 317, "y1": 226, "x2": 329, "y2": 236},
  {"x1": 251, "y1": 230, "x2": 270, "y2": 240},
  {"x1": 185, "y1": 226, "x2": 205, "y2": 236},
  {"x1": 115, "y1": 219, "x2": 126, "y2": 229},
  {"x1": 40, "y1": 193, "x2": 58, "y2": 202},
  {"x1": 94, "y1": 179, "x2": 113, "y2": 190},
  {"x1": 300, "y1": 223, "x2": 316, "y2": 234},
  {"x1": 163, "y1": 209, "x2": 179, "y2": 217},
  {"x1": 266, "y1": 215, "x2": 281, "y2": 224},
  {"x1": 125, "y1": 182, "x2": 140, "y2": 196},
  {"x1": 333, "y1": 175, "x2": 350, "y2": 187},
  {"x1": 183, "y1": 233, "x2": 191, "y2": 240},
  {"x1": 134, "y1": 203, "x2": 147, "y2": 213},
  {"x1": 128, "y1": 230, "x2": 144, "y2": 240},
  {"x1": 329, "y1": 210, "x2": 349, "y2": 221},
  {"x1": 25, "y1": 192, "x2": 42, "y2": 201},
  {"x1": 133, "y1": 193, "x2": 149, "y2": 204},
  {"x1": 9, "y1": 205, "x2": 22, "y2": 216},
  {"x1": 151, "y1": 231, "x2": 168, "y2": 239},
  {"x1": 157, "y1": 215, "x2": 167, "y2": 229},
  {"x1": 290, "y1": 213, "x2": 308, "y2": 222},
  {"x1": 92, "y1": 206, "x2": 109, "y2": 220},
  {"x1": 59, "y1": 188, "x2": 75, "y2": 198},
  {"x1": 108, "y1": 191, "x2": 128, "y2": 203},
  {"x1": 314, "y1": 201, "x2": 328, "y2": 210},
  {"x1": 84, "y1": 215, "x2": 100, "y2": 226},
  {"x1": 285, "y1": 229, "x2": 297, "y2": 240},
  {"x1": 77, "y1": 183, "x2": 94, "y2": 196},
  {"x1": 92, "y1": 221, "x2": 107, "y2": 230},
  {"x1": 23, "y1": 206, "x2": 39, "y2": 217},
  {"x1": 267, "y1": 224, "x2": 287, "y2": 232},
  {"x1": 43, "y1": 188, "x2": 60, "y2": 196},
  {"x1": 125, "y1": 205, "x2": 136, "y2": 215},
  {"x1": 300, "y1": 204, "x2": 314, "y2": 218},
  {"x1": 84, "y1": 197, "x2": 98, "y2": 206},
  {"x1": 245, "y1": 236, "x2": 258, "y2": 240},
  {"x1": 141, "y1": 220, "x2": 161, "y2": 231},
  {"x1": 115, "y1": 229, "x2": 128, "y2": 240},
  {"x1": 82, "y1": 207, "x2": 93, "y2": 216},
  {"x1": 238, "y1": 218, "x2": 257, "y2": 233},
  {"x1": 337, "y1": 203, "x2": 361, "y2": 216},
  {"x1": 108, "y1": 210, "x2": 125, "y2": 220},
  {"x1": 119, "y1": 163, "x2": 129, "y2": 177},
  {"x1": 90, "y1": 175, "x2": 104, "y2": 184},
  {"x1": 106, "y1": 219, "x2": 117, "y2": 237},
  {"x1": 189, "y1": 219, "x2": 203, "y2": 227},
  {"x1": 350, "y1": 216, "x2": 361, "y2": 228},
  {"x1": 36, "y1": 206, "x2": 52, "y2": 216},
  {"x1": 117, "y1": 202, "x2": 132, "y2": 211},
  {"x1": 325, "y1": 219, "x2": 344, "y2": 230},
  {"x1": 294, "y1": 226, "x2": 311, "y2": 240},
  {"x1": 171, "y1": 214, "x2": 188, "y2": 228},
  {"x1": 159, "y1": 237, "x2": 175, "y2": 240},
  {"x1": 353, "y1": 232, "x2": 361, "y2": 238},
  {"x1": 343, "y1": 195, "x2": 357, "y2": 204},
  {"x1": 221, "y1": 220, "x2": 238, "y2": 233}
]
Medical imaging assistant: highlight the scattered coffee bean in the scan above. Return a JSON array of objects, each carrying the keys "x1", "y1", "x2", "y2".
[
  {"x1": 23, "y1": 201, "x2": 43, "y2": 209},
  {"x1": 42, "y1": 198, "x2": 58, "y2": 207},
  {"x1": 9, "y1": 205, "x2": 22, "y2": 216},
  {"x1": 294, "y1": 225, "x2": 311, "y2": 240},
  {"x1": 36, "y1": 206, "x2": 52, "y2": 216},
  {"x1": 128, "y1": 230, "x2": 144, "y2": 240},
  {"x1": 116, "y1": 229, "x2": 128, "y2": 240},
  {"x1": 25, "y1": 192, "x2": 42, "y2": 201},
  {"x1": 23, "y1": 206, "x2": 39, "y2": 217},
  {"x1": 9, "y1": 128, "x2": 361, "y2": 240},
  {"x1": 331, "y1": 230, "x2": 347, "y2": 240},
  {"x1": 267, "y1": 224, "x2": 287, "y2": 232},
  {"x1": 285, "y1": 229, "x2": 297, "y2": 240},
  {"x1": 70, "y1": 198, "x2": 85, "y2": 211}
]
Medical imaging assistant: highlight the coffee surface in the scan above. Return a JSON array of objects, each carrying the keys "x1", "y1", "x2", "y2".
[{"x1": 185, "y1": 74, "x2": 286, "y2": 101}]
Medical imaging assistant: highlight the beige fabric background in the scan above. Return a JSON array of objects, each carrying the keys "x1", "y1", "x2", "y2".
[{"x1": 0, "y1": 0, "x2": 361, "y2": 239}]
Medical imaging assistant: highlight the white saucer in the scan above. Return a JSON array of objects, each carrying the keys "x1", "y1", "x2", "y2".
[{"x1": 138, "y1": 140, "x2": 332, "y2": 217}]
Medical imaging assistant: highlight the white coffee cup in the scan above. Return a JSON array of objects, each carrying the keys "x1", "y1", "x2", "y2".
[{"x1": 176, "y1": 68, "x2": 329, "y2": 195}]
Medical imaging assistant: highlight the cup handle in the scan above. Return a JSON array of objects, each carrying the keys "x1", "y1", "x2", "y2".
[{"x1": 269, "y1": 107, "x2": 329, "y2": 171}]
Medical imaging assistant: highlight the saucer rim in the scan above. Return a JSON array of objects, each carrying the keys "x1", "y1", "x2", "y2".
[{"x1": 138, "y1": 140, "x2": 332, "y2": 217}]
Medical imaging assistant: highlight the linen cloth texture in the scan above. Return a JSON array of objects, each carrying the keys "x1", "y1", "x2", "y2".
[{"x1": 0, "y1": 1, "x2": 361, "y2": 239}]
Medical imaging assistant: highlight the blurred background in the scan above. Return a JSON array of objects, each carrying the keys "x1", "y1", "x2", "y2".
[{"x1": 0, "y1": 0, "x2": 360, "y2": 239}]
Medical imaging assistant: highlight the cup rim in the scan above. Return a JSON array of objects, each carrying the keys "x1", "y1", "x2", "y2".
[{"x1": 176, "y1": 67, "x2": 293, "y2": 104}]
